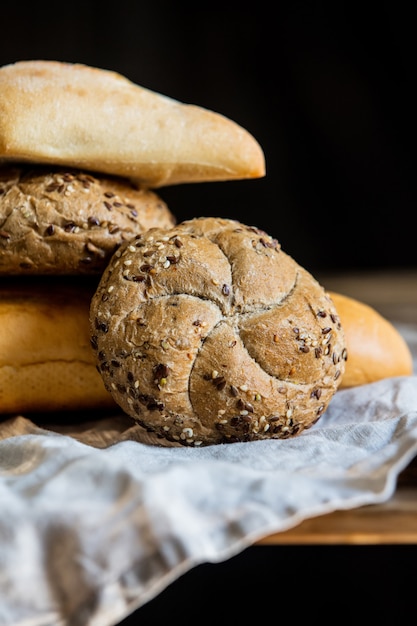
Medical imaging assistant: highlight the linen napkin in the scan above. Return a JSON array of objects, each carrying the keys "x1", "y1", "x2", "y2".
[{"x1": 0, "y1": 323, "x2": 416, "y2": 626}]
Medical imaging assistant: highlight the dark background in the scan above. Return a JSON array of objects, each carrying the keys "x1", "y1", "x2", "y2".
[
  {"x1": 1, "y1": 3, "x2": 415, "y2": 623},
  {"x1": 1, "y1": 2, "x2": 416, "y2": 276}
]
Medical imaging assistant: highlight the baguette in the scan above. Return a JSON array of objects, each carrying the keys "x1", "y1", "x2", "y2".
[
  {"x1": 0, "y1": 279, "x2": 116, "y2": 414},
  {"x1": 0, "y1": 280, "x2": 411, "y2": 418},
  {"x1": 0, "y1": 60, "x2": 265, "y2": 188},
  {"x1": 329, "y1": 291, "x2": 413, "y2": 387}
]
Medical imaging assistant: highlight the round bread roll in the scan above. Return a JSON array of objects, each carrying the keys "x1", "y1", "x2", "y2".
[
  {"x1": 90, "y1": 217, "x2": 347, "y2": 446},
  {"x1": 328, "y1": 291, "x2": 413, "y2": 387},
  {"x1": 0, "y1": 278, "x2": 117, "y2": 414},
  {"x1": 0, "y1": 165, "x2": 175, "y2": 274}
]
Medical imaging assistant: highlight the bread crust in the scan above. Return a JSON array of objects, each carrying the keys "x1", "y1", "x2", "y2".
[
  {"x1": 90, "y1": 217, "x2": 347, "y2": 446},
  {"x1": 0, "y1": 165, "x2": 175, "y2": 274},
  {"x1": 0, "y1": 60, "x2": 265, "y2": 187},
  {"x1": 0, "y1": 278, "x2": 117, "y2": 413},
  {"x1": 329, "y1": 291, "x2": 413, "y2": 387},
  {"x1": 1, "y1": 281, "x2": 409, "y2": 417}
]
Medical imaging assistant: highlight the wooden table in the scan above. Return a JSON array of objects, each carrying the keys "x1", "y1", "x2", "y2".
[{"x1": 257, "y1": 269, "x2": 417, "y2": 545}]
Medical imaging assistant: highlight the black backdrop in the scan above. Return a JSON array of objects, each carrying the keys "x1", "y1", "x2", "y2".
[
  {"x1": 1, "y1": 2, "x2": 416, "y2": 274},
  {"x1": 1, "y1": 4, "x2": 416, "y2": 623}
]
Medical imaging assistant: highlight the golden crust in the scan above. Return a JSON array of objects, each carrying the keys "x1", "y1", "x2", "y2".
[
  {"x1": 0, "y1": 279, "x2": 117, "y2": 413},
  {"x1": 0, "y1": 60, "x2": 265, "y2": 188},
  {"x1": 329, "y1": 291, "x2": 413, "y2": 387}
]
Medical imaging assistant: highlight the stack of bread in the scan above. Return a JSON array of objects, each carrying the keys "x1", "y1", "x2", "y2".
[{"x1": 0, "y1": 60, "x2": 413, "y2": 446}]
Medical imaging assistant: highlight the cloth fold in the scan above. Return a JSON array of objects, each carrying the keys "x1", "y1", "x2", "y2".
[{"x1": 1, "y1": 324, "x2": 417, "y2": 626}]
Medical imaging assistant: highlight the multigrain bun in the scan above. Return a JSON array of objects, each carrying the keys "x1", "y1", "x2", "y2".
[
  {"x1": 0, "y1": 60, "x2": 265, "y2": 188},
  {"x1": 0, "y1": 278, "x2": 117, "y2": 414},
  {"x1": 0, "y1": 165, "x2": 175, "y2": 274},
  {"x1": 329, "y1": 291, "x2": 413, "y2": 387},
  {"x1": 90, "y1": 217, "x2": 347, "y2": 446}
]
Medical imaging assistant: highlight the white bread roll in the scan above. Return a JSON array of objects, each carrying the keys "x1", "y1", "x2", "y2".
[
  {"x1": 329, "y1": 291, "x2": 413, "y2": 387},
  {"x1": 0, "y1": 279, "x2": 117, "y2": 414},
  {"x1": 0, "y1": 60, "x2": 265, "y2": 188}
]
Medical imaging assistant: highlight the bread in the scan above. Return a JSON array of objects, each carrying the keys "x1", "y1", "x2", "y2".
[
  {"x1": 0, "y1": 60, "x2": 265, "y2": 188},
  {"x1": 1, "y1": 270, "x2": 410, "y2": 419},
  {"x1": 328, "y1": 291, "x2": 413, "y2": 387},
  {"x1": 0, "y1": 61, "x2": 266, "y2": 419},
  {"x1": 0, "y1": 164, "x2": 175, "y2": 274},
  {"x1": 89, "y1": 217, "x2": 347, "y2": 446},
  {"x1": 0, "y1": 278, "x2": 117, "y2": 414}
]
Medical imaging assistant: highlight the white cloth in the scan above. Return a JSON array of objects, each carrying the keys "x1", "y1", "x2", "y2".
[{"x1": 1, "y1": 324, "x2": 417, "y2": 626}]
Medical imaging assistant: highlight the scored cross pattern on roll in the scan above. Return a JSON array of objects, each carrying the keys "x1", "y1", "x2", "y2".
[{"x1": 90, "y1": 217, "x2": 347, "y2": 446}]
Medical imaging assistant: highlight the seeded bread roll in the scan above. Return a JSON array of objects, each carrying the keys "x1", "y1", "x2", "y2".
[
  {"x1": 329, "y1": 291, "x2": 413, "y2": 387},
  {"x1": 0, "y1": 60, "x2": 265, "y2": 188},
  {"x1": 0, "y1": 278, "x2": 117, "y2": 414},
  {"x1": 0, "y1": 165, "x2": 175, "y2": 274},
  {"x1": 90, "y1": 217, "x2": 347, "y2": 446}
]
